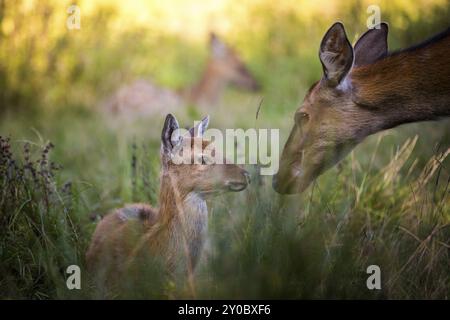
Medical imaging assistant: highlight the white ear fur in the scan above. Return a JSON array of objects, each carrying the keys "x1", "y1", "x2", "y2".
[
  {"x1": 188, "y1": 115, "x2": 210, "y2": 137},
  {"x1": 198, "y1": 115, "x2": 209, "y2": 136},
  {"x1": 161, "y1": 114, "x2": 181, "y2": 154},
  {"x1": 171, "y1": 128, "x2": 183, "y2": 147},
  {"x1": 319, "y1": 22, "x2": 354, "y2": 87}
]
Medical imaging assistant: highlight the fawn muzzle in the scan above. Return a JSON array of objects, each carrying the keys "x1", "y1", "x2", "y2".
[{"x1": 225, "y1": 169, "x2": 250, "y2": 192}]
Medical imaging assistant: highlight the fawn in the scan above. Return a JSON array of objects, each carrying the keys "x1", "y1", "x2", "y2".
[
  {"x1": 273, "y1": 22, "x2": 450, "y2": 194},
  {"x1": 103, "y1": 33, "x2": 259, "y2": 119},
  {"x1": 86, "y1": 114, "x2": 250, "y2": 277}
]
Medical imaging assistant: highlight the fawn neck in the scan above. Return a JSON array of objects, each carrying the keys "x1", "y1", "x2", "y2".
[
  {"x1": 157, "y1": 172, "x2": 207, "y2": 268},
  {"x1": 186, "y1": 61, "x2": 227, "y2": 106},
  {"x1": 351, "y1": 29, "x2": 450, "y2": 133}
]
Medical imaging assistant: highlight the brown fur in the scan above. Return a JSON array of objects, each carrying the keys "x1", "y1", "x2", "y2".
[
  {"x1": 352, "y1": 32, "x2": 450, "y2": 125},
  {"x1": 273, "y1": 24, "x2": 450, "y2": 194},
  {"x1": 186, "y1": 51, "x2": 259, "y2": 106},
  {"x1": 86, "y1": 115, "x2": 249, "y2": 279},
  {"x1": 103, "y1": 34, "x2": 259, "y2": 118}
]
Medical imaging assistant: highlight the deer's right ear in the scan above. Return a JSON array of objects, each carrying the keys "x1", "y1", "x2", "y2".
[
  {"x1": 354, "y1": 23, "x2": 388, "y2": 67},
  {"x1": 161, "y1": 114, "x2": 180, "y2": 154},
  {"x1": 188, "y1": 115, "x2": 210, "y2": 137},
  {"x1": 319, "y1": 22, "x2": 354, "y2": 87},
  {"x1": 210, "y1": 32, "x2": 227, "y2": 59}
]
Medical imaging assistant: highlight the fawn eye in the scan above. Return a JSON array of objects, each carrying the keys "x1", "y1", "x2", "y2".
[
  {"x1": 192, "y1": 153, "x2": 202, "y2": 164},
  {"x1": 201, "y1": 155, "x2": 210, "y2": 165},
  {"x1": 295, "y1": 112, "x2": 309, "y2": 126},
  {"x1": 196, "y1": 153, "x2": 207, "y2": 165}
]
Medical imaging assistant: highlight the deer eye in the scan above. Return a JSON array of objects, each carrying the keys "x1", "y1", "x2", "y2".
[
  {"x1": 196, "y1": 153, "x2": 208, "y2": 165},
  {"x1": 202, "y1": 155, "x2": 214, "y2": 165},
  {"x1": 192, "y1": 153, "x2": 203, "y2": 164},
  {"x1": 295, "y1": 112, "x2": 309, "y2": 125}
]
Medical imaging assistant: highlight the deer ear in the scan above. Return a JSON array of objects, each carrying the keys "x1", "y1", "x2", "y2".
[
  {"x1": 319, "y1": 22, "x2": 354, "y2": 87},
  {"x1": 188, "y1": 115, "x2": 210, "y2": 137},
  {"x1": 354, "y1": 23, "x2": 388, "y2": 67},
  {"x1": 161, "y1": 114, "x2": 181, "y2": 153},
  {"x1": 210, "y1": 32, "x2": 227, "y2": 59}
]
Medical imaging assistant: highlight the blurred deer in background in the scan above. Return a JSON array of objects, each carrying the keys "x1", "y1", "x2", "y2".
[
  {"x1": 103, "y1": 33, "x2": 260, "y2": 119},
  {"x1": 273, "y1": 22, "x2": 450, "y2": 194},
  {"x1": 86, "y1": 114, "x2": 250, "y2": 278}
]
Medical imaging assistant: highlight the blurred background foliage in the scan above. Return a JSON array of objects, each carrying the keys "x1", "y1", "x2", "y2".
[
  {"x1": 0, "y1": 0, "x2": 449, "y2": 299},
  {"x1": 1, "y1": 0, "x2": 449, "y2": 115}
]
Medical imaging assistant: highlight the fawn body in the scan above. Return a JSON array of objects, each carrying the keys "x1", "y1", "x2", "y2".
[
  {"x1": 86, "y1": 114, "x2": 249, "y2": 276},
  {"x1": 273, "y1": 23, "x2": 450, "y2": 194},
  {"x1": 103, "y1": 33, "x2": 259, "y2": 119}
]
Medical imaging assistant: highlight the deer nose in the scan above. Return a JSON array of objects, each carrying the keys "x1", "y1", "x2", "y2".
[
  {"x1": 272, "y1": 174, "x2": 288, "y2": 194},
  {"x1": 272, "y1": 174, "x2": 279, "y2": 191},
  {"x1": 251, "y1": 81, "x2": 261, "y2": 91},
  {"x1": 272, "y1": 173, "x2": 300, "y2": 195}
]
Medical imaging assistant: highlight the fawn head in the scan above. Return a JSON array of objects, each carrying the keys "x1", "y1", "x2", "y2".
[
  {"x1": 273, "y1": 22, "x2": 389, "y2": 194},
  {"x1": 161, "y1": 114, "x2": 250, "y2": 197},
  {"x1": 209, "y1": 33, "x2": 260, "y2": 91}
]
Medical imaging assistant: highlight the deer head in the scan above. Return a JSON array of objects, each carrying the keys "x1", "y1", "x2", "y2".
[
  {"x1": 161, "y1": 114, "x2": 250, "y2": 197},
  {"x1": 209, "y1": 32, "x2": 260, "y2": 91},
  {"x1": 273, "y1": 22, "x2": 389, "y2": 194}
]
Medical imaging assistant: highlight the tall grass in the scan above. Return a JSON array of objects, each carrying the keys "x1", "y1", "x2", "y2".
[
  {"x1": 193, "y1": 136, "x2": 449, "y2": 299},
  {"x1": 0, "y1": 0, "x2": 449, "y2": 300},
  {"x1": 0, "y1": 125, "x2": 448, "y2": 299},
  {"x1": 0, "y1": 136, "x2": 88, "y2": 299}
]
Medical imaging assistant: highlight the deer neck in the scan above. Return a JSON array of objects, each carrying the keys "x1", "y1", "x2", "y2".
[
  {"x1": 186, "y1": 61, "x2": 227, "y2": 107},
  {"x1": 350, "y1": 29, "x2": 450, "y2": 133},
  {"x1": 157, "y1": 173, "x2": 208, "y2": 268}
]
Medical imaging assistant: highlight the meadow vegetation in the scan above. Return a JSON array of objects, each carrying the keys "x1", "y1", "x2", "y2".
[{"x1": 0, "y1": 0, "x2": 449, "y2": 299}]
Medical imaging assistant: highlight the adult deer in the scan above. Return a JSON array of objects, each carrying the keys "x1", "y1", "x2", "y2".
[
  {"x1": 86, "y1": 114, "x2": 250, "y2": 278},
  {"x1": 273, "y1": 22, "x2": 450, "y2": 194},
  {"x1": 103, "y1": 33, "x2": 259, "y2": 118}
]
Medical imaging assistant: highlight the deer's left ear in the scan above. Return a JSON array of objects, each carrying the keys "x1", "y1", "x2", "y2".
[
  {"x1": 319, "y1": 22, "x2": 354, "y2": 87},
  {"x1": 188, "y1": 115, "x2": 210, "y2": 137},
  {"x1": 161, "y1": 114, "x2": 181, "y2": 154},
  {"x1": 354, "y1": 23, "x2": 388, "y2": 67},
  {"x1": 210, "y1": 32, "x2": 227, "y2": 59}
]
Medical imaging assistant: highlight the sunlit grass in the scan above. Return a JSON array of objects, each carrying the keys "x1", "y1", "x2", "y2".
[
  {"x1": 0, "y1": 0, "x2": 449, "y2": 299},
  {"x1": 1, "y1": 108, "x2": 448, "y2": 299}
]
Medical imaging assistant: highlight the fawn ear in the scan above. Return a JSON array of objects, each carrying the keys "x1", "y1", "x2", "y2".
[
  {"x1": 161, "y1": 114, "x2": 181, "y2": 153},
  {"x1": 188, "y1": 115, "x2": 210, "y2": 137},
  {"x1": 319, "y1": 22, "x2": 354, "y2": 87},
  {"x1": 210, "y1": 32, "x2": 227, "y2": 59},
  {"x1": 354, "y1": 23, "x2": 388, "y2": 67}
]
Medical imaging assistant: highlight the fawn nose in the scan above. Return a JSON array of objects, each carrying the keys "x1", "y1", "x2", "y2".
[{"x1": 226, "y1": 169, "x2": 250, "y2": 192}]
